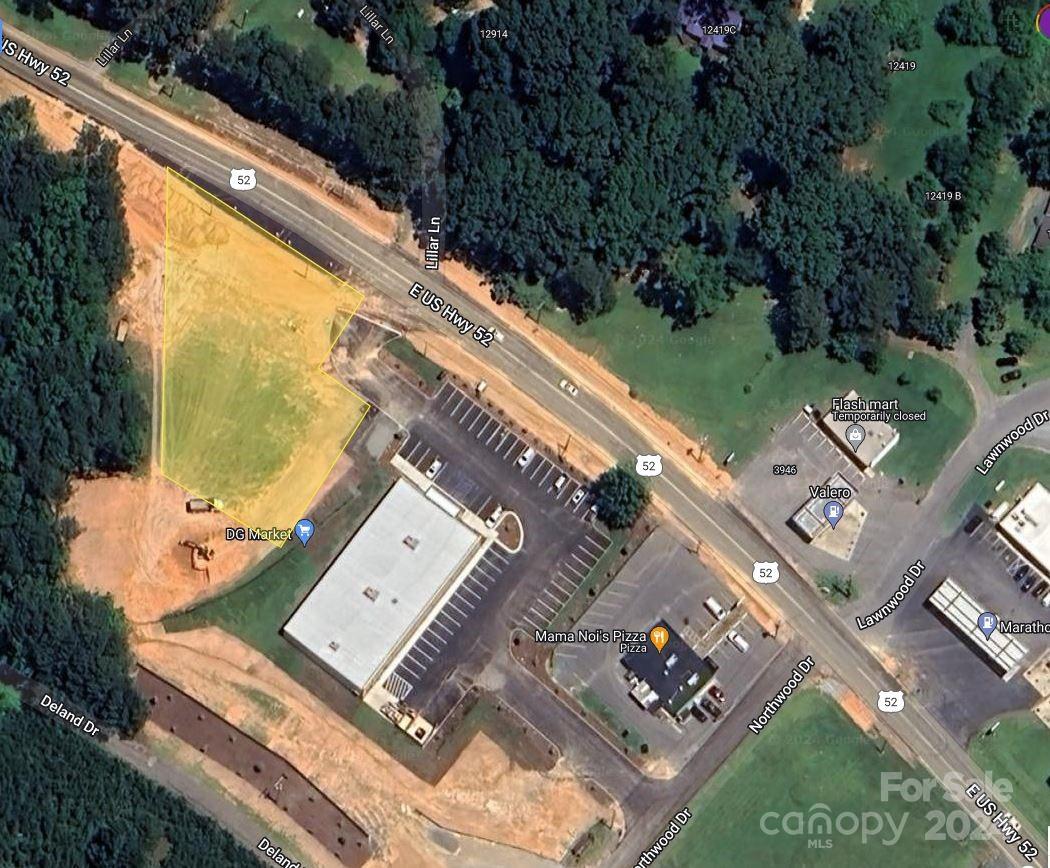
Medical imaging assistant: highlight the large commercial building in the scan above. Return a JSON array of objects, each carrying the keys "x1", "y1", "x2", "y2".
[
  {"x1": 283, "y1": 478, "x2": 483, "y2": 696},
  {"x1": 998, "y1": 483, "x2": 1050, "y2": 577},
  {"x1": 927, "y1": 577, "x2": 1028, "y2": 680}
]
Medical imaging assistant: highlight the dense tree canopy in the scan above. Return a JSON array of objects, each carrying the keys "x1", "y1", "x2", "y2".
[
  {"x1": 0, "y1": 710, "x2": 258, "y2": 865},
  {"x1": 591, "y1": 464, "x2": 650, "y2": 529},
  {"x1": 0, "y1": 99, "x2": 145, "y2": 732}
]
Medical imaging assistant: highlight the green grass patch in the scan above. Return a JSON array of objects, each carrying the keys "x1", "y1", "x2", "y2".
[
  {"x1": 163, "y1": 460, "x2": 394, "y2": 676},
  {"x1": 852, "y1": 0, "x2": 997, "y2": 190},
  {"x1": 816, "y1": 572, "x2": 859, "y2": 605},
  {"x1": 217, "y1": 1, "x2": 398, "y2": 92},
  {"x1": 664, "y1": 690, "x2": 979, "y2": 868},
  {"x1": 547, "y1": 290, "x2": 974, "y2": 485},
  {"x1": 977, "y1": 300, "x2": 1050, "y2": 395},
  {"x1": 942, "y1": 152, "x2": 1030, "y2": 304},
  {"x1": 383, "y1": 336, "x2": 445, "y2": 390},
  {"x1": 576, "y1": 686, "x2": 646, "y2": 755},
  {"x1": 946, "y1": 446, "x2": 1050, "y2": 528},
  {"x1": 0, "y1": 1, "x2": 109, "y2": 60},
  {"x1": 969, "y1": 711, "x2": 1050, "y2": 832}
]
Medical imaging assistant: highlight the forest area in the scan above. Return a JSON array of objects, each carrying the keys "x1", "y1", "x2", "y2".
[
  {"x1": 14, "y1": 0, "x2": 1049, "y2": 370},
  {"x1": 0, "y1": 97, "x2": 254, "y2": 861}
]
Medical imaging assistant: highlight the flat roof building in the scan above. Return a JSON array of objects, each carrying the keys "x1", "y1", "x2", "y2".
[
  {"x1": 927, "y1": 577, "x2": 1028, "y2": 680},
  {"x1": 998, "y1": 483, "x2": 1050, "y2": 576},
  {"x1": 820, "y1": 390, "x2": 900, "y2": 470},
  {"x1": 790, "y1": 471, "x2": 855, "y2": 542},
  {"x1": 621, "y1": 621, "x2": 717, "y2": 718},
  {"x1": 283, "y1": 478, "x2": 482, "y2": 695}
]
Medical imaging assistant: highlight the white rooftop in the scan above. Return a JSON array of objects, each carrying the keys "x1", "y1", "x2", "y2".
[
  {"x1": 999, "y1": 483, "x2": 1050, "y2": 574},
  {"x1": 928, "y1": 577, "x2": 1027, "y2": 680},
  {"x1": 283, "y1": 478, "x2": 480, "y2": 691}
]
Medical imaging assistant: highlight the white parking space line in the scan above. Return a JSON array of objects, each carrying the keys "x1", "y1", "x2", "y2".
[
  {"x1": 559, "y1": 561, "x2": 587, "y2": 582},
  {"x1": 459, "y1": 405, "x2": 479, "y2": 426},
  {"x1": 476, "y1": 418, "x2": 495, "y2": 439},
  {"x1": 441, "y1": 609, "x2": 462, "y2": 628},
  {"x1": 465, "y1": 578, "x2": 488, "y2": 595},
  {"x1": 440, "y1": 386, "x2": 457, "y2": 408},
  {"x1": 399, "y1": 658, "x2": 425, "y2": 678},
  {"x1": 409, "y1": 646, "x2": 433, "y2": 664},
  {"x1": 551, "y1": 576, "x2": 577, "y2": 596},
  {"x1": 448, "y1": 394, "x2": 465, "y2": 417},
  {"x1": 474, "y1": 563, "x2": 501, "y2": 583},
  {"x1": 453, "y1": 593, "x2": 476, "y2": 610},
  {"x1": 542, "y1": 589, "x2": 564, "y2": 605},
  {"x1": 487, "y1": 550, "x2": 509, "y2": 566},
  {"x1": 570, "y1": 552, "x2": 594, "y2": 570},
  {"x1": 460, "y1": 584, "x2": 483, "y2": 602},
  {"x1": 467, "y1": 411, "x2": 485, "y2": 433},
  {"x1": 502, "y1": 439, "x2": 519, "y2": 459},
  {"x1": 571, "y1": 499, "x2": 586, "y2": 515},
  {"x1": 419, "y1": 635, "x2": 444, "y2": 654},
  {"x1": 529, "y1": 460, "x2": 548, "y2": 480},
  {"x1": 533, "y1": 598, "x2": 558, "y2": 616},
  {"x1": 447, "y1": 601, "x2": 471, "y2": 619},
  {"x1": 432, "y1": 619, "x2": 455, "y2": 638},
  {"x1": 522, "y1": 613, "x2": 545, "y2": 632},
  {"x1": 485, "y1": 426, "x2": 502, "y2": 445},
  {"x1": 538, "y1": 466, "x2": 555, "y2": 487}
]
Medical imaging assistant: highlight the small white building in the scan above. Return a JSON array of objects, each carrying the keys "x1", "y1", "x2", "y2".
[{"x1": 820, "y1": 390, "x2": 900, "y2": 470}]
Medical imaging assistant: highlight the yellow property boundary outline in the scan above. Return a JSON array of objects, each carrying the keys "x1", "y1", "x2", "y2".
[{"x1": 159, "y1": 169, "x2": 371, "y2": 546}]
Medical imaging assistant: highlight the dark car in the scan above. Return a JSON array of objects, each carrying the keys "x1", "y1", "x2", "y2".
[
  {"x1": 691, "y1": 704, "x2": 707, "y2": 722},
  {"x1": 1021, "y1": 573, "x2": 1037, "y2": 593},
  {"x1": 963, "y1": 515, "x2": 982, "y2": 536},
  {"x1": 700, "y1": 697, "x2": 722, "y2": 719},
  {"x1": 996, "y1": 356, "x2": 1019, "y2": 368},
  {"x1": 708, "y1": 685, "x2": 726, "y2": 703},
  {"x1": 1014, "y1": 564, "x2": 1031, "y2": 583},
  {"x1": 1033, "y1": 579, "x2": 1049, "y2": 598},
  {"x1": 1001, "y1": 369, "x2": 1023, "y2": 383}
]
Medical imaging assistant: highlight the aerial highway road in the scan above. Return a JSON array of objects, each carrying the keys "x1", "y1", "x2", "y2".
[{"x1": 4, "y1": 27, "x2": 1040, "y2": 865}]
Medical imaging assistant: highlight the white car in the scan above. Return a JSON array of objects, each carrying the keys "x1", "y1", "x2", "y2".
[
  {"x1": 485, "y1": 505, "x2": 504, "y2": 529},
  {"x1": 570, "y1": 488, "x2": 586, "y2": 506},
  {"x1": 559, "y1": 378, "x2": 580, "y2": 397},
  {"x1": 727, "y1": 630, "x2": 750, "y2": 653},
  {"x1": 704, "y1": 597, "x2": 727, "y2": 621},
  {"x1": 553, "y1": 474, "x2": 568, "y2": 493},
  {"x1": 426, "y1": 458, "x2": 443, "y2": 479},
  {"x1": 516, "y1": 447, "x2": 536, "y2": 468},
  {"x1": 493, "y1": 328, "x2": 505, "y2": 343},
  {"x1": 1042, "y1": 586, "x2": 1050, "y2": 608}
]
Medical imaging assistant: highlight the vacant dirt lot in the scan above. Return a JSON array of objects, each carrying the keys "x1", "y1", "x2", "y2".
[
  {"x1": 66, "y1": 473, "x2": 270, "y2": 623},
  {"x1": 134, "y1": 626, "x2": 607, "y2": 865}
]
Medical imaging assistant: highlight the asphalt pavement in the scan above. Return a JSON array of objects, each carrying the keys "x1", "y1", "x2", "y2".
[{"x1": 6, "y1": 28, "x2": 1047, "y2": 865}]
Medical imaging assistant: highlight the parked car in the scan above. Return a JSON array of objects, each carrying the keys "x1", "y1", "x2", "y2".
[
  {"x1": 553, "y1": 474, "x2": 568, "y2": 493},
  {"x1": 1001, "y1": 369, "x2": 1022, "y2": 383},
  {"x1": 559, "y1": 378, "x2": 580, "y2": 397},
  {"x1": 516, "y1": 447, "x2": 536, "y2": 468},
  {"x1": 426, "y1": 458, "x2": 443, "y2": 479},
  {"x1": 995, "y1": 356, "x2": 1019, "y2": 368},
  {"x1": 1013, "y1": 564, "x2": 1030, "y2": 583},
  {"x1": 1021, "y1": 573, "x2": 1037, "y2": 593},
  {"x1": 492, "y1": 328, "x2": 505, "y2": 343},
  {"x1": 1033, "y1": 579, "x2": 1049, "y2": 599},
  {"x1": 690, "y1": 704, "x2": 707, "y2": 722},
  {"x1": 708, "y1": 685, "x2": 726, "y2": 703},
  {"x1": 485, "y1": 505, "x2": 504, "y2": 529},
  {"x1": 704, "y1": 597, "x2": 727, "y2": 621},
  {"x1": 727, "y1": 630, "x2": 750, "y2": 653},
  {"x1": 570, "y1": 488, "x2": 587, "y2": 506},
  {"x1": 1041, "y1": 587, "x2": 1050, "y2": 607},
  {"x1": 963, "y1": 515, "x2": 982, "y2": 536},
  {"x1": 700, "y1": 698, "x2": 722, "y2": 719}
]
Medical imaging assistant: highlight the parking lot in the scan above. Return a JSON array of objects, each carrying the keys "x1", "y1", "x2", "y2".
[
  {"x1": 552, "y1": 530, "x2": 780, "y2": 771},
  {"x1": 879, "y1": 513, "x2": 1043, "y2": 739},
  {"x1": 383, "y1": 383, "x2": 611, "y2": 723}
]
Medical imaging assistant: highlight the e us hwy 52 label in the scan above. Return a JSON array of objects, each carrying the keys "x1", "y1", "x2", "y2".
[
  {"x1": 1, "y1": 33, "x2": 71, "y2": 86},
  {"x1": 409, "y1": 282, "x2": 495, "y2": 347}
]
